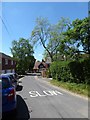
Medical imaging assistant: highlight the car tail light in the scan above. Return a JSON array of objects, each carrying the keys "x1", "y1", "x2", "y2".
[{"x1": 7, "y1": 89, "x2": 15, "y2": 101}]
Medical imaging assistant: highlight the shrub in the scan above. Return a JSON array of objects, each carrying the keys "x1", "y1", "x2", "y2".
[
  {"x1": 68, "y1": 61, "x2": 84, "y2": 83},
  {"x1": 83, "y1": 59, "x2": 90, "y2": 84},
  {"x1": 50, "y1": 61, "x2": 72, "y2": 82},
  {"x1": 50, "y1": 59, "x2": 90, "y2": 84}
]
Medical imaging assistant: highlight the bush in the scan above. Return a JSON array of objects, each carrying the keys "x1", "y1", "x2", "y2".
[
  {"x1": 50, "y1": 61, "x2": 71, "y2": 82},
  {"x1": 83, "y1": 59, "x2": 90, "y2": 84},
  {"x1": 50, "y1": 59, "x2": 90, "y2": 84},
  {"x1": 68, "y1": 61, "x2": 84, "y2": 83}
]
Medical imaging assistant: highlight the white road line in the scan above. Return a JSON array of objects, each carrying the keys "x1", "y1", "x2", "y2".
[{"x1": 29, "y1": 90, "x2": 63, "y2": 98}]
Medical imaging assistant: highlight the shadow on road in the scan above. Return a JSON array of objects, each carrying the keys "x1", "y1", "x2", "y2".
[
  {"x1": 16, "y1": 95, "x2": 30, "y2": 119},
  {"x1": 16, "y1": 85, "x2": 23, "y2": 91},
  {"x1": 2, "y1": 95, "x2": 30, "y2": 120}
]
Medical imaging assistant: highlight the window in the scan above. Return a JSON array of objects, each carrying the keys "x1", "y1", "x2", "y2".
[
  {"x1": 5, "y1": 59, "x2": 8, "y2": 65},
  {"x1": 2, "y1": 77, "x2": 11, "y2": 89}
]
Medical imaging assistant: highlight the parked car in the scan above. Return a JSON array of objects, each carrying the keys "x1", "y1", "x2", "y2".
[
  {"x1": 0, "y1": 75, "x2": 17, "y2": 113},
  {"x1": 1, "y1": 73, "x2": 19, "y2": 89}
]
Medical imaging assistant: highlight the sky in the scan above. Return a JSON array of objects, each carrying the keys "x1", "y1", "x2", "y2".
[{"x1": 0, "y1": 2, "x2": 88, "y2": 61}]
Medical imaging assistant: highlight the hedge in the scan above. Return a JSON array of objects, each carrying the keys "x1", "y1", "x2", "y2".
[{"x1": 50, "y1": 59, "x2": 90, "y2": 84}]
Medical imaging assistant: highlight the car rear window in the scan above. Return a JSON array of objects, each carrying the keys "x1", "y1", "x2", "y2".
[
  {"x1": 2, "y1": 77, "x2": 11, "y2": 89},
  {"x1": 9, "y1": 75, "x2": 16, "y2": 82}
]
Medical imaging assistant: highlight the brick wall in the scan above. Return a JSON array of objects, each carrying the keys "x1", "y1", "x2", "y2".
[{"x1": 0, "y1": 52, "x2": 16, "y2": 74}]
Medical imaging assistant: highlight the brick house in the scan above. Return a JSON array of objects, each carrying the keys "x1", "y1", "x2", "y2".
[
  {"x1": 0, "y1": 52, "x2": 16, "y2": 74},
  {"x1": 33, "y1": 60, "x2": 49, "y2": 72},
  {"x1": 33, "y1": 60, "x2": 50, "y2": 77}
]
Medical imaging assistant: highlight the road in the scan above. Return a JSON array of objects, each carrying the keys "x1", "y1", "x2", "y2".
[{"x1": 3, "y1": 75, "x2": 89, "y2": 119}]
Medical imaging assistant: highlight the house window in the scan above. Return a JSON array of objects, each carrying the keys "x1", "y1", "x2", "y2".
[
  {"x1": 5, "y1": 59, "x2": 8, "y2": 65},
  {"x1": 11, "y1": 60, "x2": 13, "y2": 65}
]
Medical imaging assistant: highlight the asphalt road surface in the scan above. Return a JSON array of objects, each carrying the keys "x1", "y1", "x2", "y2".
[{"x1": 3, "y1": 75, "x2": 89, "y2": 119}]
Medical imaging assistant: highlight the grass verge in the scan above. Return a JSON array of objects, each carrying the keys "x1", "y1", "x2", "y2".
[{"x1": 50, "y1": 79, "x2": 89, "y2": 97}]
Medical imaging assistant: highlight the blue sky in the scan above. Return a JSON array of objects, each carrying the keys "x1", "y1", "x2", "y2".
[{"x1": 1, "y1": 2, "x2": 88, "y2": 61}]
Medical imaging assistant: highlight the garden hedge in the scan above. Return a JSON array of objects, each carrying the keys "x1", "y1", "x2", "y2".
[{"x1": 50, "y1": 59, "x2": 90, "y2": 84}]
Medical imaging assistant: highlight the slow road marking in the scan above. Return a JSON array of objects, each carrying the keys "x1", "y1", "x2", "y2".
[{"x1": 29, "y1": 90, "x2": 63, "y2": 97}]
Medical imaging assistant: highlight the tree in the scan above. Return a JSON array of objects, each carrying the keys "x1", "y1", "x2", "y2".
[
  {"x1": 31, "y1": 17, "x2": 70, "y2": 62},
  {"x1": 10, "y1": 38, "x2": 35, "y2": 74},
  {"x1": 31, "y1": 17, "x2": 53, "y2": 61},
  {"x1": 64, "y1": 17, "x2": 90, "y2": 58},
  {"x1": 42, "y1": 17, "x2": 71, "y2": 61}
]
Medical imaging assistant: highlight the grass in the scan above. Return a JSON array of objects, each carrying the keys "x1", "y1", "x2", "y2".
[{"x1": 50, "y1": 79, "x2": 89, "y2": 97}]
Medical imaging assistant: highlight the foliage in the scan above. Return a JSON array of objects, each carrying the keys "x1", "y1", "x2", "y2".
[
  {"x1": 46, "y1": 17, "x2": 90, "y2": 61},
  {"x1": 64, "y1": 17, "x2": 90, "y2": 58},
  {"x1": 31, "y1": 17, "x2": 53, "y2": 61},
  {"x1": 68, "y1": 61, "x2": 84, "y2": 83},
  {"x1": 46, "y1": 17, "x2": 71, "y2": 61},
  {"x1": 68, "y1": 59, "x2": 90, "y2": 84},
  {"x1": 31, "y1": 17, "x2": 90, "y2": 62},
  {"x1": 50, "y1": 59, "x2": 90, "y2": 84},
  {"x1": 82, "y1": 59, "x2": 90, "y2": 84},
  {"x1": 31, "y1": 17, "x2": 71, "y2": 62},
  {"x1": 11, "y1": 38, "x2": 35, "y2": 74},
  {"x1": 50, "y1": 61, "x2": 71, "y2": 81}
]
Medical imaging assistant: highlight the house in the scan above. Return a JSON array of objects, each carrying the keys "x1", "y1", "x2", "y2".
[
  {"x1": 0, "y1": 52, "x2": 16, "y2": 74},
  {"x1": 33, "y1": 60, "x2": 50, "y2": 73}
]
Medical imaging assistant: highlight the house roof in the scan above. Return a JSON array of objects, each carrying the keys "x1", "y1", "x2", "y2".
[
  {"x1": 0, "y1": 52, "x2": 13, "y2": 60},
  {"x1": 33, "y1": 61, "x2": 48, "y2": 70}
]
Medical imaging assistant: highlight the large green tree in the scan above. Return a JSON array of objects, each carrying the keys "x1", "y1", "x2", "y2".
[
  {"x1": 54, "y1": 17, "x2": 90, "y2": 61},
  {"x1": 64, "y1": 17, "x2": 90, "y2": 58},
  {"x1": 31, "y1": 17, "x2": 70, "y2": 62},
  {"x1": 11, "y1": 38, "x2": 35, "y2": 74},
  {"x1": 31, "y1": 17, "x2": 53, "y2": 61},
  {"x1": 47, "y1": 17, "x2": 71, "y2": 61}
]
